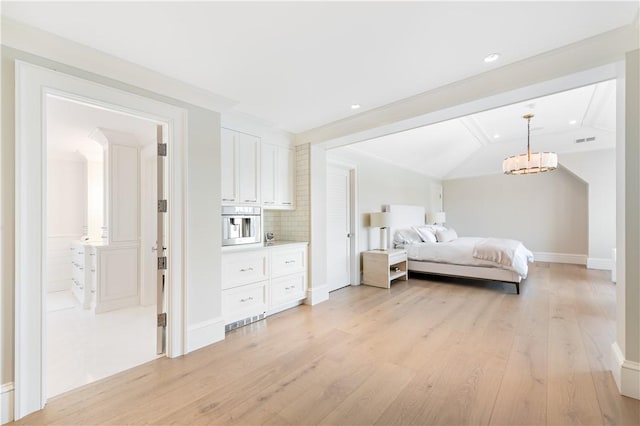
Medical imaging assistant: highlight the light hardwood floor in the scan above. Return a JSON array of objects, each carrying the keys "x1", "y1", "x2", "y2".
[{"x1": 16, "y1": 263, "x2": 640, "y2": 425}]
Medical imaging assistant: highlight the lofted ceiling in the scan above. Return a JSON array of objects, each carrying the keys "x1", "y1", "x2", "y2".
[
  {"x1": 46, "y1": 95, "x2": 158, "y2": 162},
  {"x1": 338, "y1": 80, "x2": 616, "y2": 179},
  {"x1": 2, "y1": 1, "x2": 638, "y2": 134}
]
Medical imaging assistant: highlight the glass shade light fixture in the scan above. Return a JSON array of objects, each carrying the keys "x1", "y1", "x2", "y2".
[{"x1": 503, "y1": 114, "x2": 557, "y2": 175}]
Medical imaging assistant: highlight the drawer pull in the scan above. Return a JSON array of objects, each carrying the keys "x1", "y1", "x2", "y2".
[
  {"x1": 78, "y1": 252, "x2": 84, "y2": 255},
  {"x1": 285, "y1": 286, "x2": 295, "y2": 290},
  {"x1": 282, "y1": 202, "x2": 292, "y2": 205},
  {"x1": 222, "y1": 198, "x2": 235, "y2": 202},
  {"x1": 240, "y1": 297, "x2": 254, "y2": 303},
  {"x1": 79, "y1": 267, "x2": 84, "y2": 271},
  {"x1": 91, "y1": 269, "x2": 95, "y2": 272},
  {"x1": 239, "y1": 267, "x2": 254, "y2": 272},
  {"x1": 89, "y1": 253, "x2": 95, "y2": 256},
  {"x1": 243, "y1": 199, "x2": 257, "y2": 203},
  {"x1": 284, "y1": 260, "x2": 296, "y2": 264}
]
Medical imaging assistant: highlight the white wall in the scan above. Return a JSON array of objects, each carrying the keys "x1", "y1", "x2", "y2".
[
  {"x1": 443, "y1": 167, "x2": 588, "y2": 258},
  {"x1": 327, "y1": 147, "x2": 442, "y2": 253},
  {"x1": 561, "y1": 149, "x2": 616, "y2": 267},
  {"x1": 46, "y1": 156, "x2": 86, "y2": 293}
]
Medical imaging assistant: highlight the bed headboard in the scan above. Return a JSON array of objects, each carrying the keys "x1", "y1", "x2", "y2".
[{"x1": 383, "y1": 204, "x2": 426, "y2": 248}]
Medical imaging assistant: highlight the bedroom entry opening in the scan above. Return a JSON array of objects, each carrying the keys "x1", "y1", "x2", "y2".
[{"x1": 44, "y1": 93, "x2": 169, "y2": 398}]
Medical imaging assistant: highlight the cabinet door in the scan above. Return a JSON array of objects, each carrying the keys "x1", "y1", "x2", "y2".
[
  {"x1": 221, "y1": 128, "x2": 238, "y2": 204},
  {"x1": 237, "y1": 132, "x2": 260, "y2": 204},
  {"x1": 108, "y1": 143, "x2": 139, "y2": 243},
  {"x1": 277, "y1": 147, "x2": 295, "y2": 207},
  {"x1": 261, "y1": 143, "x2": 277, "y2": 206}
]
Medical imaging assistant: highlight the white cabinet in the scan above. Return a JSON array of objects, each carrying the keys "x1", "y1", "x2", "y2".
[
  {"x1": 269, "y1": 244, "x2": 307, "y2": 312},
  {"x1": 106, "y1": 143, "x2": 139, "y2": 243},
  {"x1": 221, "y1": 249, "x2": 269, "y2": 326},
  {"x1": 221, "y1": 242, "x2": 308, "y2": 328},
  {"x1": 221, "y1": 128, "x2": 260, "y2": 205},
  {"x1": 261, "y1": 143, "x2": 294, "y2": 210},
  {"x1": 70, "y1": 241, "x2": 139, "y2": 313}
]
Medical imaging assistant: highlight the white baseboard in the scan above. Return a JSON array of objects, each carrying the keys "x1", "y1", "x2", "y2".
[
  {"x1": 612, "y1": 342, "x2": 640, "y2": 400},
  {"x1": 186, "y1": 316, "x2": 225, "y2": 353},
  {"x1": 1, "y1": 382, "x2": 14, "y2": 425},
  {"x1": 305, "y1": 284, "x2": 329, "y2": 306},
  {"x1": 533, "y1": 252, "x2": 587, "y2": 265},
  {"x1": 587, "y1": 257, "x2": 613, "y2": 270}
]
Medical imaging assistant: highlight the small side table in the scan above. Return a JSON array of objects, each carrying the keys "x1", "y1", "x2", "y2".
[{"x1": 362, "y1": 249, "x2": 408, "y2": 288}]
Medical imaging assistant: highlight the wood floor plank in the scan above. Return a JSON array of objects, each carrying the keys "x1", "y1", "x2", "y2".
[{"x1": 15, "y1": 263, "x2": 639, "y2": 426}]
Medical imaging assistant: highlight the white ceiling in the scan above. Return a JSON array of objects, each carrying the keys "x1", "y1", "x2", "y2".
[
  {"x1": 2, "y1": 1, "x2": 637, "y2": 134},
  {"x1": 339, "y1": 79, "x2": 616, "y2": 179},
  {"x1": 46, "y1": 95, "x2": 158, "y2": 162}
]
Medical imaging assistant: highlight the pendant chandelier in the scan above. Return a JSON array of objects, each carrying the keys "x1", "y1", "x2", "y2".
[{"x1": 503, "y1": 114, "x2": 557, "y2": 175}]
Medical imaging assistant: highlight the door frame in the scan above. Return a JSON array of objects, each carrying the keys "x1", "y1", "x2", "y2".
[
  {"x1": 14, "y1": 61, "x2": 187, "y2": 419},
  {"x1": 326, "y1": 159, "x2": 359, "y2": 288}
]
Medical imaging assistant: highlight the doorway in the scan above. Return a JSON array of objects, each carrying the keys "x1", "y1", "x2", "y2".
[
  {"x1": 44, "y1": 95, "x2": 164, "y2": 397},
  {"x1": 326, "y1": 162, "x2": 358, "y2": 292},
  {"x1": 15, "y1": 61, "x2": 187, "y2": 419}
]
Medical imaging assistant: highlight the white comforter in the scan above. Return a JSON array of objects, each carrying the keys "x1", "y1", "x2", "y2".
[{"x1": 403, "y1": 237, "x2": 534, "y2": 278}]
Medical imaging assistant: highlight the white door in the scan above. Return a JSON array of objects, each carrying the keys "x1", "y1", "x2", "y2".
[
  {"x1": 141, "y1": 145, "x2": 157, "y2": 306},
  {"x1": 326, "y1": 164, "x2": 351, "y2": 292}
]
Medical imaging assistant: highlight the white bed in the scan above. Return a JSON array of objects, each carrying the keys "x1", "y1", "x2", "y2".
[{"x1": 385, "y1": 204, "x2": 534, "y2": 294}]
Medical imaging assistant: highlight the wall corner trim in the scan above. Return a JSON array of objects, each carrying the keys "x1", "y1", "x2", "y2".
[
  {"x1": 612, "y1": 342, "x2": 640, "y2": 400},
  {"x1": 587, "y1": 257, "x2": 613, "y2": 270},
  {"x1": 186, "y1": 317, "x2": 225, "y2": 353},
  {"x1": 1, "y1": 383, "x2": 14, "y2": 425},
  {"x1": 305, "y1": 285, "x2": 329, "y2": 306}
]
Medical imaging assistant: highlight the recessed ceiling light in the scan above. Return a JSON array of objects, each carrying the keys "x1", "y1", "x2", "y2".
[
  {"x1": 493, "y1": 134, "x2": 500, "y2": 139},
  {"x1": 569, "y1": 119, "x2": 577, "y2": 125},
  {"x1": 484, "y1": 53, "x2": 500, "y2": 63},
  {"x1": 351, "y1": 104, "x2": 361, "y2": 110}
]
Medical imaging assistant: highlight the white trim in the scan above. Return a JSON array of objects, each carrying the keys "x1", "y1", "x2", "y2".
[
  {"x1": 186, "y1": 317, "x2": 225, "y2": 353},
  {"x1": 587, "y1": 257, "x2": 613, "y2": 270},
  {"x1": 14, "y1": 61, "x2": 187, "y2": 420},
  {"x1": 305, "y1": 284, "x2": 329, "y2": 306},
  {"x1": 268, "y1": 299, "x2": 305, "y2": 316},
  {"x1": 532, "y1": 252, "x2": 587, "y2": 265},
  {"x1": 1, "y1": 383, "x2": 14, "y2": 425},
  {"x1": 612, "y1": 342, "x2": 640, "y2": 400}
]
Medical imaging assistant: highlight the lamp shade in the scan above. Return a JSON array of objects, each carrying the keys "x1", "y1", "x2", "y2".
[
  {"x1": 427, "y1": 211, "x2": 446, "y2": 225},
  {"x1": 370, "y1": 212, "x2": 392, "y2": 228}
]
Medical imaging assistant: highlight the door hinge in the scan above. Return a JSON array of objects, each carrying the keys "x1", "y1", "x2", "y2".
[
  {"x1": 158, "y1": 199, "x2": 167, "y2": 213},
  {"x1": 157, "y1": 312, "x2": 167, "y2": 327},
  {"x1": 158, "y1": 143, "x2": 167, "y2": 157},
  {"x1": 158, "y1": 256, "x2": 167, "y2": 270}
]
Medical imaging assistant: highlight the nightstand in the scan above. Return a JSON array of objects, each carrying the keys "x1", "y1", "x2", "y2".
[{"x1": 362, "y1": 249, "x2": 408, "y2": 288}]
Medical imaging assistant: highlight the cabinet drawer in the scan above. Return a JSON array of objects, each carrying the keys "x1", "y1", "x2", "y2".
[
  {"x1": 271, "y1": 273, "x2": 306, "y2": 307},
  {"x1": 222, "y1": 281, "x2": 267, "y2": 323},
  {"x1": 389, "y1": 251, "x2": 407, "y2": 265},
  {"x1": 222, "y1": 250, "x2": 269, "y2": 289},
  {"x1": 271, "y1": 247, "x2": 306, "y2": 278}
]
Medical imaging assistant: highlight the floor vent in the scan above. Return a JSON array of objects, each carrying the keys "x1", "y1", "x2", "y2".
[
  {"x1": 225, "y1": 313, "x2": 266, "y2": 332},
  {"x1": 576, "y1": 136, "x2": 596, "y2": 143}
]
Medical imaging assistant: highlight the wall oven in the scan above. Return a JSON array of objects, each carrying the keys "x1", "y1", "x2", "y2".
[{"x1": 222, "y1": 206, "x2": 262, "y2": 246}]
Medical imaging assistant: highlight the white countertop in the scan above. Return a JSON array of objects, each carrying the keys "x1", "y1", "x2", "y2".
[{"x1": 221, "y1": 240, "x2": 308, "y2": 253}]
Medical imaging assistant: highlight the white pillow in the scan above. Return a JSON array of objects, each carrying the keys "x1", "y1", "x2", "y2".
[
  {"x1": 435, "y1": 228, "x2": 458, "y2": 243},
  {"x1": 393, "y1": 228, "x2": 423, "y2": 246},
  {"x1": 413, "y1": 226, "x2": 437, "y2": 243}
]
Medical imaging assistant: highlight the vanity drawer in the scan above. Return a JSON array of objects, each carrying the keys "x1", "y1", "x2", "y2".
[
  {"x1": 271, "y1": 246, "x2": 306, "y2": 278},
  {"x1": 270, "y1": 273, "x2": 306, "y2": 307},
  {"x1": 222, "y1": 250, "x2": 269, "y2": 289},
  {"x1": 222, "y1": 281, "x2": 267, "y2": 324}
]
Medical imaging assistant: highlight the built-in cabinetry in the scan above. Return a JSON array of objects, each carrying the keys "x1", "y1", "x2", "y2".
[
  {"x1": 222, "y1": 242, "x2": 308, "y2": 330},
  {"x1": 70, "y1": 128, "x2": 141, "y2": 312},
  {"x1": 221, "y1": 128, "x2": 260, "y2": 205},
  {"x1": 71, "y1": 241, "x2": 139, "y2": 313},
  {"x1": 261, "y1": 143, "x2": 295, "y2": 210}
]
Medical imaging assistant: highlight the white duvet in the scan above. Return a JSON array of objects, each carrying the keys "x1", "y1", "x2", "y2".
[{"x1": 402, "y1": 237, "x2": 534, "y2": 278}]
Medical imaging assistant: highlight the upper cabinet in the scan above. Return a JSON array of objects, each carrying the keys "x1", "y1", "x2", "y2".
[
  {"x1": 261, "y1": 143, "x2": 294, "y2": 210},
  {"x1": 221, "y1": 128, "x2": 260, "y2": 206}
]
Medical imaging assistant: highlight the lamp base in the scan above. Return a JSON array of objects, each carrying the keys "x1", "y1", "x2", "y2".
[{"x1": 379, "y1": 227, "x2": 388, "y2": 250}]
